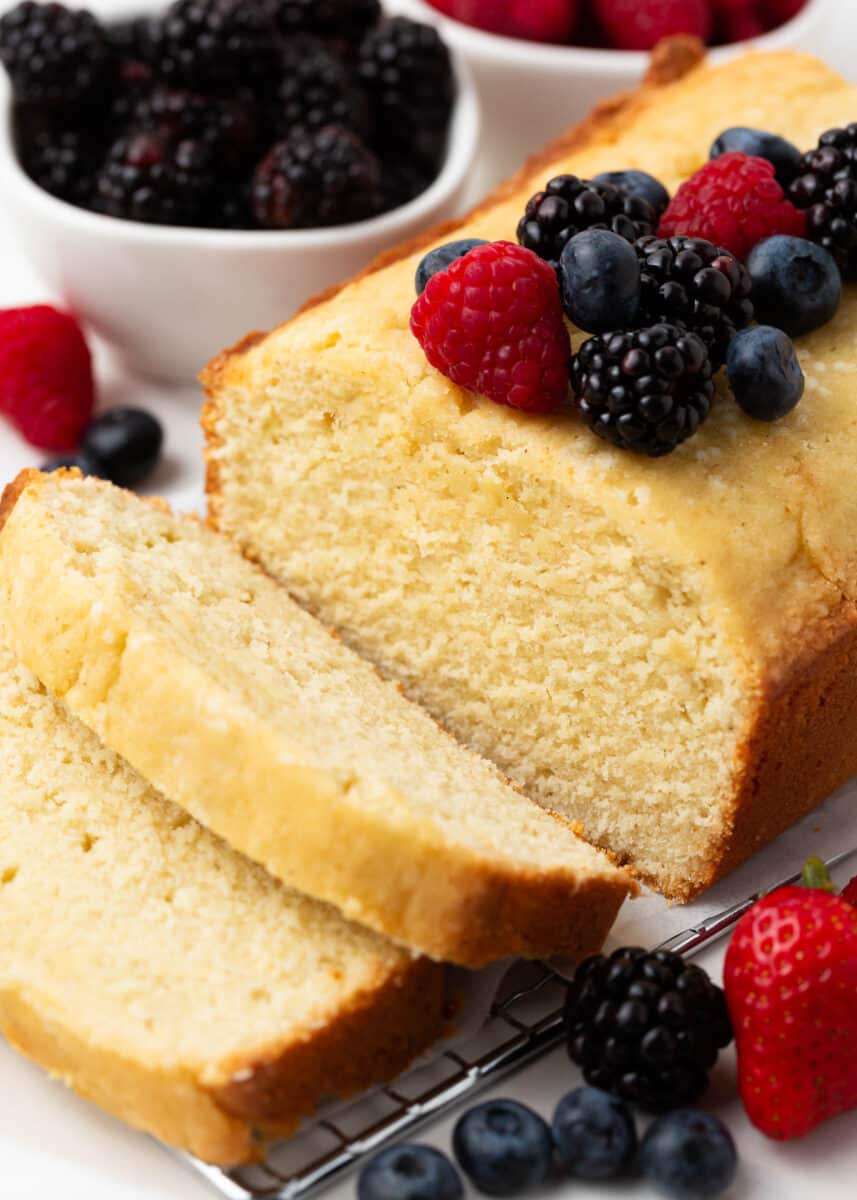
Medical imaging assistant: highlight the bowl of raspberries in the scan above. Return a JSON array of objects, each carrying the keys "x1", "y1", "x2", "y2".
[
  {"x1": 0, "y1": 0, "x2": 479, "y2": 381},
  {"x1": 397, "y1": 0, "x2": 832, "y2": 188}
]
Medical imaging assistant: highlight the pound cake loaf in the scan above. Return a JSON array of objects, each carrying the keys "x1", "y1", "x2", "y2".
[
  {"x1": 203, "y1": 48, "x2": 857, "y2": 902},
  {"x1": 0, "y1": 637, "x2": 444, "y2": 1165},
  {"x1": 0, "y1": 470, "x2": 630, "y2": 967}
]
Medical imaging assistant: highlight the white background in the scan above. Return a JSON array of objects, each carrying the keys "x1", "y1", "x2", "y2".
[{"x1": 2, "y1": 1, "x2": 857, "y2": 1197}]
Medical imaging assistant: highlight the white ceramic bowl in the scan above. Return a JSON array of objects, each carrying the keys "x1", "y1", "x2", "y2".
[
  {"x1": 0, "y1": 55, "x2": 479, "y2": 384},
  {"x1": 395, "y1": 0, "x2": 836, "y2": 192}
]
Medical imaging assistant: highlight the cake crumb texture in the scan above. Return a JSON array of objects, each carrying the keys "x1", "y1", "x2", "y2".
[
  {"x1": 0, "y1": 470, "x2": 631, "y2": 967},
  {"x1": 203, "y1": 50, "x2": 857, "y2": 899},
  {"x1": 0, "y1": 635, "x2": 445, "y2": 1165}
]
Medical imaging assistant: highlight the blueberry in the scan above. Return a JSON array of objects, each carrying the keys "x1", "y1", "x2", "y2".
[
  {"x1": 452, "y1": 1100, "x2": 553, "y2": 1196},
  {"x1": 40, "y1": 451, "x2": 103, "y2": 478},
  {"x1": 559, "y1": 229, "x2": 641, "y2": 333},
  {"x1": 710, "y1": 127, "x2": 802, "y2": 186},
  {"x1": 592, "y1": 170, "x2": 670, "y2": 216},
  {"x1": 80, "y1": 407, "x2": 163, "y2": 488},
  {"x1": 416, "y1": 239, "x2": 489, "y2": 294},
  {"x1": 358, "y1": 1145, "x2": 463, "y2": 1200},
  {"x1": 640, "y1": 1110, "x2": 737, "y2": 1200},
  {"x1": 746, "y1": 235, "x2": 842, "y2": 337},
  {"x1": 727, "y1": 325, "x2": 805, "y2": 421},
  {"x1": 552, "y1": 1087, "x2": 636, "y2": 1181}
]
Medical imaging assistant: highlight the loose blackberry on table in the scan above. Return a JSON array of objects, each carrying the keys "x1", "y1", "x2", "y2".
[
  {"x1": 789, "y1": 125, "x2": 857, "y2": 277},
  {"x1": 517, "y1": 175, "x2": 657, "y2": 266},
  {"x1": 570, "y1": 325, "x2": 715, "y2": 458},
  {"x1": 565, "y1": 946, "x2": 733, "y2": 1110},
  {"x1": 635, "y1": 235, "x2": 754, "y2": 368}
]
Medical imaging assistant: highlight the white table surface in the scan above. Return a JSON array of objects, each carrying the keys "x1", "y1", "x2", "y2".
[{"x1": 3, "y1": 1, "x2": 857, "y2": 1197}]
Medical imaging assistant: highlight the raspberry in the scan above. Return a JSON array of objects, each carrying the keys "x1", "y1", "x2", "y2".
[
  {"x1": 410, "y1": 241, "x2": 570, "y2": 415},
  {"x1": 594, "y1": 0, "x2": 712, "y2": 51},
  {"x1": 763, "y1": 0, "x2": 806, "y2": 25},
  {"x1": 428, "y1": 0, "x2": 578, "y2": 44},
  {"x1": 0, "y1": 306, "x2": 94, "y2": 451},
  {"x1": 658, "y1": 152, "x2": 806, "y2": 259}
]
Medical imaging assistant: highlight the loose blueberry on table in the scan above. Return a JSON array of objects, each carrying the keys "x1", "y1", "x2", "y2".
[{"x1": 0, "y1": 0, "x2": 455, "y2": 229}]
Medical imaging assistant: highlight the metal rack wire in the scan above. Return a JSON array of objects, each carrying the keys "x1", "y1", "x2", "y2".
[{"x1": 186, "y1": 847, "x2": 857, "y2": 1200}]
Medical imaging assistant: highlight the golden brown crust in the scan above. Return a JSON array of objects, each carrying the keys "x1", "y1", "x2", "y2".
[{"x1": 2, "y1": 952, "x2": 445, "y2": 1165}]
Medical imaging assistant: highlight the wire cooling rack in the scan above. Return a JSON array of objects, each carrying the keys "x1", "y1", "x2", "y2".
[{"x1": 186, "y1": 847, "x2": 857, "y2": 1200}]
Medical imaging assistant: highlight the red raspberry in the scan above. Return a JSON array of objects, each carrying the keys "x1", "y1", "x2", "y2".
[
  {"x1": 0, "y1": 306, "x2": 95, "y2": 451},
  {"x1": 594, "y1": 0, "x2": 712, "y2": 50},
  {"x1": 658, "y1": 152, "x2": 807, "y2": 259},
  {"x1": 842, "y1": 876, "x2": 857, "y2": 908},
  {"x1": 427, "y1": 0, "x2": 578, "y2": 43},
  {"x1": 410, "y1": 241, "x2": 570, "y2": 414},
  {"x1": 712, "y1": 0, "x2": 766, "y2": 39}
]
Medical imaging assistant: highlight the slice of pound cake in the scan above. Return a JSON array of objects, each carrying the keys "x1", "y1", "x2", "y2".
[
  {"x1": 0, "y1": 470, "x2": 630, "y2": 967},
  {"x1": 203, "y1": 48, "x2": 857, "y2": 901},
  {"x1": 0, "y1": 637, "x2": 444, "y2": 1165}
]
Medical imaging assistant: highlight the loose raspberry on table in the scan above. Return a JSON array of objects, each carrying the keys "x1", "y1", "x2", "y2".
[
  {"x1": 0, "y1": 306, "x2": 94, "y2": 451},
  {"x1": 594, "y1": 0, "x2": 712, "y2": 51},
  {"x1": 410, "y1": 241, "x2": 570, "y2": 415},
  {"x1": 658, "y1": 152, "x2": 807, "y2": 259},
  {"x1": 428, "y1": 0, "x2": 578, "y2": 44}
]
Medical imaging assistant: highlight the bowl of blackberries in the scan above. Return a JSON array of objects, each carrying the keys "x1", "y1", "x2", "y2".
[{"x1": 0, "y1": 0, "x2": 479, "y2": 382}]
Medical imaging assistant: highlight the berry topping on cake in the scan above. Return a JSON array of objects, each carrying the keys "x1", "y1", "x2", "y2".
[
  {"x1": 0, "y1": 305, "x2": 94, "y2": 451},
  {"x1": 95, "y1": 130, "x2": 215, "y2": 227},
  {"x1": 410, "y1": 241, "x2": 571, "y2": 415},
  {"x1": 452, "y1": 1100, "x2": 554, "y2": 1196},
  {"x1": 709, "y1": 126, "x2": 802, "y2": 187},
  {"x1": 565, "y1": 947, "x2": 732, "y2": 1105},
  {"x1": 41, "y1": 450, "x2": 103, "y2": 478},
  {"x1": 430, "y1": 0, "x2": 578, "y2": 43},
  {"x1": 416, "y1": 239, "x2": 490, "y2": 294},
  {"x1": 639, "y1": 1111, "x2": 738, "y2": 1200},
  {"x1": 559, "y1": 229, "x2": 641, "y2": 333},
  {"x1": 0, "y1": 0, "x2": 110, "y2": 104},
  {"x1": 635, "y1": 235, "x2": 754, "y2": 367},
  {"x1": 81, "y1": 407, "x2": 164, "y2": 489},
  {"x1": 724, "y1": 859, "x2": 857, "y2": 1140},
  {"x1": 593, "y1": 0, "x2": 713, "y2": 51},
  {"x1": 746, "y1": 235, "x2": 842, "y2": 336},
  {"x1": 592, "y1": 170, "x2": 670, "y2": 218},
  {"x1": 658, "y1": 152, "x2": 807, "y2": 259},
  {"x1": 552, "y1": 1087, "x2": 637, "y2": 1181},
  {"x1": 518, "y1": 175, "x2": 657, "y2": 266},
  {"x1": 789, "y1": 125, "x2": 857, "y2": 277},
  {"x1": 358, "y1": 17, "x2": 454, "y2": 168},
  {"x1": 359, "y1": 1145, "x2": 463, "y2": 1200},
  {"x1": 726, "y1": 325, "x2": 804, "y2": 421},
  {"x1": 252, "y1": 126, "x2": 382, "y2": 229}
]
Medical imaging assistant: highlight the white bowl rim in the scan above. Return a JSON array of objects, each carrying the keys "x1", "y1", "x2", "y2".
[
  {"x1": 0, "y1": 47, "x2": 480, "y2": 250},
  {"x1": 397, "y1": 0, "x2": 833, "y2": 70}
]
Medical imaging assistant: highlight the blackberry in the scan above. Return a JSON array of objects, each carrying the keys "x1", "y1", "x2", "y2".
[
  {"x1": 518, "y1": 175, "x2": 656, "y2": 266},
  {"x1": 155, "y1": 0, "x2": 279, "y2": 89},
  {"x1": 18, "y1": 122, "x2": 104, "y2": 206},
  {"x1": 565, "y1": 947, "x2": 733, "y2": 1108},
  {"x1": 105, "y1": 15, "x2": 159, "y2": 64},
  {"x1": 0, "y1": 1, "x2": 111, "y2": 105},
  {"x1": 380, "y1": 154, "x2": 434, "y2": 211},
  {"x1": 635, "y1": 235, "x2": 754, "y2": 368},
  {"x1": 789, "y1": 125, "x2": 857, "y2": 277},
  {"x1": 570, "y1": 325, "x2": 715, "y2": 458},
  {"x1": 135, "y1": 87, "x2": 264, "y2": 175},
  {"x1": 357, "y1": 17, "x2": 454, "y2": 167},
  {"x1": 96, "y1": 131, "x2": 214, "y2": 227},
  {"x1": 274, "y1": 37, "x2": 371, "y2": 139},
  {"x1": 251, "y1": 125, "x2": 381, "y2": 229},
  {"x1": 275, "y1": 0, "x2": 381, "y2": 44}
]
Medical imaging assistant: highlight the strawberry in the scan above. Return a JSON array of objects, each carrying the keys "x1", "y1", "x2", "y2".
[
  {"x1": 841, "y1": 875, "x2": 857, "y2": 908},
  {"x1": 724, "y1": 858, "x2": 857, "y2": 1140}
]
